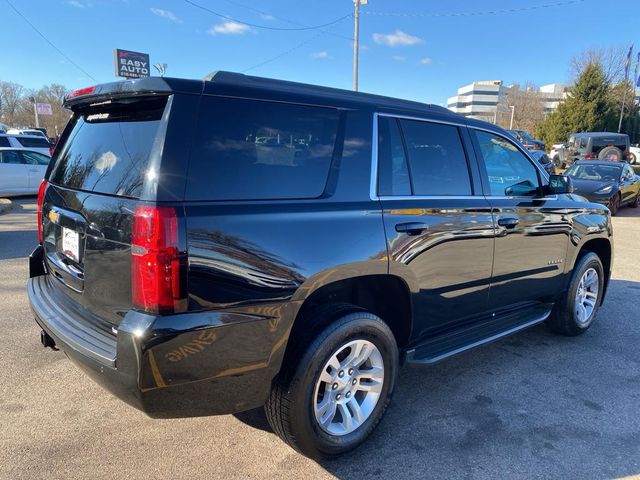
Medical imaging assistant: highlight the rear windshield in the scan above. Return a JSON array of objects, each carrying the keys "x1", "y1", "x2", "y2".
[
  {"x1": 187, "y1": 96, "x2": 340, "y2": 201},
  {"x1": 537, "y1": 153, "x2": 552, "y2": 164},
  {"x1": 16, "y1": 136, "x2": 49, "y2": 148},
  {"x1": 49, "y1": 97, "x2": 167, "y2": 198},
  {"x1": 591, "y1": 136, "x2": 628, "y2": 149}
]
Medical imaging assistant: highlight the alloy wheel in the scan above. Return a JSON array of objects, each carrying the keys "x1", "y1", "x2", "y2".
[
  {"x1": 575, "y1": 268, "x2": 599, "y2": 324},
  {"x1": 313, "y1": 339, "x2": 384, "y2": 436}
]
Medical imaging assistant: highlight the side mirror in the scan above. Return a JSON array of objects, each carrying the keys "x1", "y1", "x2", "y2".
[{"x1": 546, "y1": 174, "x2": 573, "y2": 195}]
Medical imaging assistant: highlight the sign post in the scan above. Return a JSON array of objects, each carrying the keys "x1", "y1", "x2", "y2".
[{"x1": 114, "y1": 49, "x2": 150, "y2": 79}]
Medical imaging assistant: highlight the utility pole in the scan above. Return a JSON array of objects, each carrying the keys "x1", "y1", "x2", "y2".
[
  {"x1": 619, "y1": 45, "x2": 633, "y2": 133},
  {"x1": 509, "y1": 105, "x2": 515, "y2": 129},
  {"x1": 618, "y1": 83, "x2": 629, "y2": 133},
  {"x1": 352, "y1": 0, "x2": 367, "y2": 92}
]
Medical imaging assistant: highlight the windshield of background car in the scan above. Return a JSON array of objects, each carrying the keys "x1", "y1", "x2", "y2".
[
  {"x1": 517, "y1": 131, "x2": 534, "y2": 141},
  {"x1": 15, "y1": 136, "x2": 49, "y2": 148},
  {"x1": 565, "y1": 164, "x2": 622, "y2": 182}
]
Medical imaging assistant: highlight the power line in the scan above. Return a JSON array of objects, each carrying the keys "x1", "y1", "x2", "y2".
[
  {"x1": 183, "y1": 0, "x2": 352, "y2": 32},
  {"x1": 364, "y1": 0, "x2": 585, "y2": 18},
  {"x1": 4, "y1": 0, "x2": 97, "y2": 82},
  {"x1": 218, "y1": 0, "x2": 353, "y2": 41},
  {"x1": 242, "y1": 15, "x2": 352, "y2": 73}
]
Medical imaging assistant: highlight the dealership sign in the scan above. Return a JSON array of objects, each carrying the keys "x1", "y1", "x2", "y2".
[
  {"x1": 114, "y1": 49, "x2": 150, "y2": 79},
  {"x1": 35, "y1": 103, "x2": 53, "y2": 115}
]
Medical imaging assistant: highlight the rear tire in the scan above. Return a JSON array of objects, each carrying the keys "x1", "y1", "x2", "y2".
[
  {"x1": 546, "y1": 252, "x2": 604, "y2": 336},
  {"x1": 598, "y1": 146, "x2": 623, "y2": 162},
  {"x1": 629, "y1": 152, "x2": 637, "y2": 165},
  {"x1": 265, "y1": 308, "x2": 399, "y2": 459}
]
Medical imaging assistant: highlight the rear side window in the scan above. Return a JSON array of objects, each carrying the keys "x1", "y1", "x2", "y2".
[
  {"x1": 0, "y1": 137, "x2": 10, "y2": 147},
  {"x1": 15, "y1": 136, "x2": 49, "y2": 148},
  {"x1": 49, "y1": 97, "x2": 167, "y2": 198},
  {"x1": 188, "y1": 97, "x2": 339, "y2": 201},
  {"x1": 399, "y1": 119, "x2": 472, "y2": 196},
  {"x1": 20, "y1": 151, "x2": 50, "y2": 165},
  {"x1": 0, "y1": 150, "x2": 22, "y2": 164}
]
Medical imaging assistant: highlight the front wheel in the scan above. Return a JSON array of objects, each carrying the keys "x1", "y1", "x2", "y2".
[
  {"x1": 631, "y1": 192, "x2": 639, "y2": 208},
  {"x1": 265, "y1": 309, "x2": 398, "y2": 459},
  {"x1": 546, "y1": 252, "x2": 604, "y2": 336}
]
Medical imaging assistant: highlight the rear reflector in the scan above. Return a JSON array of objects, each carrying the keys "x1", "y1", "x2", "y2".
[
  {"x1": 37, "y1": 180, "x2": 48, "y2": 244},
  {"x1": 66, "y1": 86, "x2": 96, "y2": 100},
  {"x1": 131, "y1": 206, "x2": 186, "y2": 314}
]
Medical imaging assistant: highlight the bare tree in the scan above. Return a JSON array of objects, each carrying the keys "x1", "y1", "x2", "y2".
[
  {"x1": 569, "y1": 46, "x2": 627, "y2": 84},
  {"x1": 496, "y1": 83, "x2": 546, "y2": 133},
  {"x1": 0, "y1": 81, "x2": 71, "y2": 136},
  {"x1": 0, "y1": 81, "x2": 27, "y2": 125}
]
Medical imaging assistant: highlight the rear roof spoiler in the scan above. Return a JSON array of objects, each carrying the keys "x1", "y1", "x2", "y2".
[{"x1": 63, "y1": 77, "x2": 204, "y2": 109}]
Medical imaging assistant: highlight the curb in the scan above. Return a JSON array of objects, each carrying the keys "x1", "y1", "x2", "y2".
[{"x1": 0, "y1": 198, "x2": 13, "y2": 215}]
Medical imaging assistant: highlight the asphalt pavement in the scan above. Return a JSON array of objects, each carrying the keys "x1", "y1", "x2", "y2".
[{"x1": 0, "y1": 197, "x2": 639, "y2": 480}]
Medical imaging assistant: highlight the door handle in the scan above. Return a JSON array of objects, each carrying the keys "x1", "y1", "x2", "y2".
[
  {"x1": 497, "y1": 217, "x2": 519, "y2": 229},
  {"x1": 395, "y1": 222, "x2": 428, "y2": 235}
]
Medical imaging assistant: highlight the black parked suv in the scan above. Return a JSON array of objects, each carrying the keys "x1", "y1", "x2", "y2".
[{"x1": 28, "y1": 73, "x2": 613, "y2": 459}]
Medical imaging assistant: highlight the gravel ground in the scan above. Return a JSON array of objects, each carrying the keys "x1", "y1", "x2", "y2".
[{"x1": 0, "y1": 198, "x2": 638, "y2": 480}]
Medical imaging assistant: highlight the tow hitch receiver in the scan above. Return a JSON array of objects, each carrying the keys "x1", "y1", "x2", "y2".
[{"x1": 40, "y1": 330, "x2": 58, "y2": 350}]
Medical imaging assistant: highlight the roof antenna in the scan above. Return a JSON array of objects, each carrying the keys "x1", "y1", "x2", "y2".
[{"x1": 154, "y1": 63, "x2": 168, "y2": 77}]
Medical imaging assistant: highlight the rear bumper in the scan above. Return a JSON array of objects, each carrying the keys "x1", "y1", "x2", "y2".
[{"x1": 28, "y1": 249, "x2": 285, "y2": 418}]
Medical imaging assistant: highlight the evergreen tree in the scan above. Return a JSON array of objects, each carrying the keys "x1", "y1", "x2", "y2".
[{"x1": 537, "y1": 63, "x2": 610, "y2": 146}]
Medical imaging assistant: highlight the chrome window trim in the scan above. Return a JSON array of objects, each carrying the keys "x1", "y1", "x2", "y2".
[
  {"x1": 377, "y1": 112, "x2": 468, "y2": 128},
  {"x1": 370, "y1": 112, "x2": 379, "y2": 201},
  {"x1": 369, "y1": 114, "x2": 555, "y2": 202},
  {"x1": 378, "y1": 195, "x2": 480, "y2": 201},
  {"x1": 484, "y1": 195, "x2": 559, "y2": 201}
]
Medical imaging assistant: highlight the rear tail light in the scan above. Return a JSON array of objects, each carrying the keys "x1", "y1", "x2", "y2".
[
  {"x1": 66, "y1": 86, "x2": 96, "y2": 100},
  {"x1": 583, "y1": 153, "x2": 595, "y2": 159},
  {"x1": 131, "y1": 206, "x2": 187, "y2": 314},
  {"x1": 36, "y1": 180, "x2": 48, "y2": 244},
  {"x1": 49, "y1": 145, "x2": 54, "y2": 157}
]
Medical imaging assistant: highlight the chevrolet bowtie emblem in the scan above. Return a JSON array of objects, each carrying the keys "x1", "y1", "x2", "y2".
[{"x1": 48, "y1": 210, "x2": 60, "y2": 224}]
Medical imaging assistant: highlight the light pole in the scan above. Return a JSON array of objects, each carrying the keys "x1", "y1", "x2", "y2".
[
  {"x1": 352, "y1": 0, "x2": 367, "y2": 92},
  {"x1": 509, "y1": 105, "x2": 515, "y2": 130}
]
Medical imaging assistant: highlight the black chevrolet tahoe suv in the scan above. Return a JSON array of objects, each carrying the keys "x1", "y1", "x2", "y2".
[{"x1": 28, "y1": 72, "x2": 613, "y2": 459}]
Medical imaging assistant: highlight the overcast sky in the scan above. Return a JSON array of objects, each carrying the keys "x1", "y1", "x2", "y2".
[{"x1": 2, "y1": 0, "x2": 637, "y2": 105}]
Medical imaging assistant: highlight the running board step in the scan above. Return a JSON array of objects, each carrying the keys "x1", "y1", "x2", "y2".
[{"x1": 406, "y1": 307, "x2": 551, "y2": 365}]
